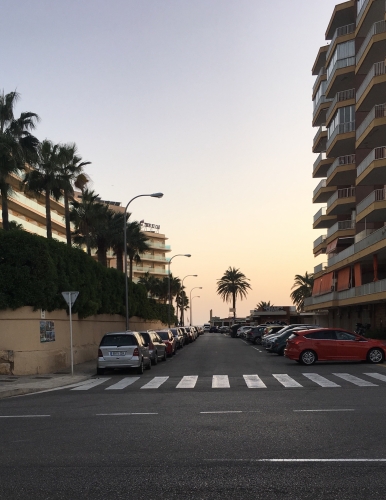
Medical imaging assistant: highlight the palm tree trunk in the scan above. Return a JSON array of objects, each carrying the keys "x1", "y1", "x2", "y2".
[
  {"x1": 233, "y1": 293, "x2": 236, "y2": 319},
  {"x1": 45, "y1": 190, "x2": 52, "y2": 239},
  {"x1": 97, "y1": 243, "x2": 107, "y2": 267},
  {"x1": 1, "y1": 187, "x2": 9, "y2": 230},
  {"x1": 115, "y1": 247, "x2": 123, "y2": 272},
  {"x1": 129, "y1": 257, "x2": 133, "y2": 282},
  {"x1": 64, "y1": 192, "x2": 71, "y2": 246}
]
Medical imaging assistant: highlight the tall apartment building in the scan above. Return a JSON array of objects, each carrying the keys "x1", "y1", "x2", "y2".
[{"x1": 305, "y1": 0, "x2": 386, "y2": 330}]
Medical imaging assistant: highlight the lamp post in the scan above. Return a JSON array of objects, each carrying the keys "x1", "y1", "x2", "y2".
[
  {"x1": 190, "y1": 296, "x2": 200, "y2": 326},
  {"x1": 180, "y1": 275, "x2": 197, "y2": 326},
  {"x1": 189, "y1": 287, "x2": 202, "y2": 326},
  {"x1": 168, "y1": 254, "x2": 191, "y2": 327},
  {"x1": 124, "y1": 192, "x2": 163, "y2": 331}
]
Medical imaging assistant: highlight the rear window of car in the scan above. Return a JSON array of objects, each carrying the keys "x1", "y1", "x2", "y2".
[
  {"x1": 158, "y1": 331, "x2": 169, "y2": 340},
  {"x1": 100, "y1": 335, "x2": 137, "y2": 347},
  {"x1": 140, "y1": 332, "x2": 150, "y2": 342},
  {"x1": 304, "y1": 331, "x2": 336, "y2": 340},
  {"x1": 288, "y1": 333, "x2": 298, "y2": 340}
]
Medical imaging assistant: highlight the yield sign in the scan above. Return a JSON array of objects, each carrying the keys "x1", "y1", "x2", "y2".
[{"x1": 62, "y1": 291, "x2": 79, "y2": 307}]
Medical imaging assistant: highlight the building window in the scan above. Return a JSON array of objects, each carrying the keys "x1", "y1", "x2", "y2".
[
  {"x1": 327, "y1": 105, "x2": 355, "y2": 138},
  {"x1": 327, "y1": 40, "x2": 355, "y2": 79}
]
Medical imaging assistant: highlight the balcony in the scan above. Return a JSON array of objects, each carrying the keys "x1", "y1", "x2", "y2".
[
  {"x1": 326, "y1": 24, "x2": 355, "y2": 64},
  {"x1": 356, "y1": 103, "x2": 386, "y2": 149},
  {"x1": 325, "y1": 0, "x2": 356, "y2": 40},
  {"x1": 357, "y1": 61, "x2": 386, "y2": 111},
  {"x1": 313, "y1": 235, "x2": 327, "y2": 257},
  {"x1": 326, "y1": 88, "x2": 355, "y2": 125},
  {"x1": 326, "y1": 121, "x2": 355, "y2": 157},
  {"x1": 139, "y1": 254, "x2": 170, "y2": 264},
  {"x1": 314, "y1": 262, "x2": 328, "y2": 274},
  {"x1": 312, "y1": 46, "x2": 328, "y2": 76},
  {"x1": 313, "y1": 153, "x2": 334, "y2": 178},
  {"x1": 356, "y1": 20, "x2": 386, "y2": 75},
  {"x1": 357, "y1": 146, "x2": 386, "y2": 184},
  {"x1": 356, "y1": 187, "x2": 386, "y2": 222},
  {"x1": 326, "y1": 187, "x2": 356, "y2": 215},
  {"x1": 326, "y1": 154, "x2": 356, "y2": 186},
  {"x1": 132, "y1": 265, "x2": 168, "y2": 276},
  {"x1": 313, "y1": 179, "x2": 336, "y2": 203},
  {"x1": 313, "y1": 207, "x2": 337, "y2": 229},
  {"x1": 313, "y1": 126, "x2": 327, "y2": 153},
  {"x1": 313, "y1": 95, "x2": 333, "y2": 127},
  {"x1": 357, "y1": 0, "x2": 386, "y2": 37},
  {"x1": 312, "y1": 67, "x2": 327, "y2": 98},
  {"x1": 325, "y1": 56, "x2": 355, "y2": 98},
  {"x1": 327, "y1": 219, "x2": 355, "y2": 239},
  {"x1": 148, "y1": 242, "x2": 171, "y2": 251}
]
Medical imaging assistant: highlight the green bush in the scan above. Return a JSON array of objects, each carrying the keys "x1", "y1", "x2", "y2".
[{"x1": 0, "y1": 229, "x2": 172, "y2": 321}]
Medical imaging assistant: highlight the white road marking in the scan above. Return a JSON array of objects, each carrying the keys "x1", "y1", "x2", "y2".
[
  {"x1": 243, "y1": 375, "x2": 267, "y2": 388},
  {"x1": 302, "y1": 373, "x2": 340, "y2": 388},
  {"x1": 176, "y1": 376, "x2": 198, "y2": 389},
  {"x1": 71, "y1": 378, "x2": 111, "y2": 390},
  {"x1": 0, "y1": 415, "x2": 50, "y2": 418},
  {"x1": 96, "y1": 413, "x2": 158, "y2": 416},
  {"x1": 363, "y1": 372, "x2": 386, "y2": 383},
  {"x1": 200, "y1": 411, "x2": 243, "y2": 414},
  {"x1": 105, "y1": 377, "x2": 140, "y2": 390},
  {"x1": 140, "y1": 376, "x2": 169, "y2": 389},
  {"x1": 212, "y1": 375, "x2": 230, "y2": 388},
  {"x1": 252, "y1": 348, "x2": 261, "y2": 352},
  {"x1": 273, "y1": 374, "x2": 303, "y2": 388},
  {"x1": 333, "y1": 373, "x2": 378, "y2": 387},
  {"x1": 293, "y1": 409, "x2": 354, "y2": 412}
]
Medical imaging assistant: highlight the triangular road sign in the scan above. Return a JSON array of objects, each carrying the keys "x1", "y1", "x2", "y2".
[{"x1": 62, "y1": 291, "x2": 79, "y2": 307}]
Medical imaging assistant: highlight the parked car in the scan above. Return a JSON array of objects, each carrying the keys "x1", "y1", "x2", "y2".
[
  {"x1": 245, "y1": 325, "x2": 267, "y2": 344},
  {"x1": 265, "y1": 326, "x2": 320, "y2": 355},
  {"x1": 230, "y1": 324, "x2": 242, "y2": 338},
  {"x1": 157, "y1": 330, "x2": 177, "y2": 356},
  {"x1": 203, "y1": 323, "x2": 211, "y2": 332},
  {"x1": 179, "y1": 327, "x2": 191, "y2": 344},
  {"x1": 209, "y1": 326, "x2": 219, "y2": 333},
  {"x1": 236, "y1": 326, "x2": 251, "y2": 338},
  {"x1": 139, "y1": 330, "x2": 167, "y2": 364},
  {"x1": 219, "y1": 326, "x2": 229, "y2": 334},
  {"x1": 97, "y1": 331, "x2": 151, "y2": 375},
  {"x1": 170, "y1": 327, "x2": 185, "y2": 348},
  {"x1": 261, "y1": 325, "x2": 286, "y2": 345},
  {"x1": 284, "y1": 328, "x2": 386, "y2": 365}
]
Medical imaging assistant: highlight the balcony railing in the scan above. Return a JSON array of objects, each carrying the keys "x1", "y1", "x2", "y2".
[
  {"x1": 327, "y1": 220, "x2": 354, "y2": 238},
  {"x1": 313, "y1": 125, "x2": 327, "y2": 145},
  {"x1": 357, "y1": 0, "x2": 371, "y2": 22},
  {"x1": 327, "y1": 187, "x2": 355, "y2": 209},
  {"x1": 326, "y1": 121, "x2": 355, "y2": 150},
  {"x1": 140, "y1": 254, "x2": 169, "y2": 263},
  {"x1": 313, "y1": 66, "x2": 327, "y2": 95},
  {"x1": 313, "y1": 207, "x2": 327, "y2": 223},
  {"x1": 326, "y1": 56, "x2": 355, "y2": 86},
  {"x1": 313, "y1": 95, "x2": 333, "y2": 116},
  {"x1": 357, "y1": 103, "x2": 386, "y2": 139},
  {"x1": 357, "y1": 61, "x2": 386, "y2": 102},
  {"x1": 313, "y1": 152, "x2": 327, "y2": 173},
  {"x1": 314, "y1": 262, "x2": 327, "y2": 274},
  {"x1": 326, "y1": 24, "x2": 355, "y2": 60},
  {"x1": 326, "y1": 88, "x2": 355, "y2": 123},
  {"x1": 356, "y1": 20, "x2": 386, "y2": 64},
  {"x1": 357, "y1": 146, "x2": 386, "y2": 176},
  {"x1": 314, "y1": 234, "x2": 327, "y2": 248},
  {"x1": 313, "y1": 179, "x2": 326, "y2": 198},
  {"x1": 327, "y1": 154, "x2": 356, "y2": 179},
  {"x1": 357, "y1": 188, "x2": 386, "y2": 214}
]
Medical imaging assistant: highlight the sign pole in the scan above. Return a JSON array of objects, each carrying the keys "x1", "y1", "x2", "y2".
[{"x1": 69, "y1": 295, "x2": 74, "y2": 376}]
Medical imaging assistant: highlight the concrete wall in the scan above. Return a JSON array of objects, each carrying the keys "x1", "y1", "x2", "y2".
[{"x1": 0, "y1": 307, "x2": 167, "y2": 375}]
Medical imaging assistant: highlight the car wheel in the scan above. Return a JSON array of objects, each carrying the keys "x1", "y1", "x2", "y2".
[
  {"x1": 254, "y1": 337, "x2": 261, "y2": 345},
  {"x1": 146, "y1": 358, "x2": 152, "y2": 370},
  {"x1": 137, "y1": 359, "x2": 144, "y2": 375},
  {"x1": 300, "y1": 350, "x2": 317, "y2": 365},
  {"x1": 152, "y1": 352, "x2": 158, "y2": 366},
  {"x1": 96, "y1": 367, "x2": 105, "y2": 375},
  {"x1": 367, "y1": 348, "x2": 384, "y2": 364}
]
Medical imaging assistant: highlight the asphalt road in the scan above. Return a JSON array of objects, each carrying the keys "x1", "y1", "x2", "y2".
[{"x1": 1, "y1": 332, "x2": 386, "y2": 499}]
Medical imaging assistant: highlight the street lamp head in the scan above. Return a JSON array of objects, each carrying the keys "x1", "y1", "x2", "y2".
[
  {"x1": 151, "y1": 192, "x2": 164, "y2": 198},
  {"x1": 185, "y1": 254, "x2": 191, "y2": 257}
]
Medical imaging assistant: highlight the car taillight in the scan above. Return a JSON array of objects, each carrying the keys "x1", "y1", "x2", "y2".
[
  {"x1": 133, "y1": 347, "x2": 139, "y2": 356},
  {"x1": 98, "y1": 348, "x2": 103, "y2": 357}
]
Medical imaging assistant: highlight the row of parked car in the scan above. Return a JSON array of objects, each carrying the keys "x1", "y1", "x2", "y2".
[
  {"x1": 97, "y1": 326, "x2": 203, "y2": 375},
  {"x1": 235, "y1": 323, "x2": 386, "y2": 365}
]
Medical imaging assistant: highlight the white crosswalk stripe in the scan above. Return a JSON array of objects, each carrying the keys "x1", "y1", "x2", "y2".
[
  {"x1": 273, "y1": 374, "x2": 303, "y2": 388},
  {"x1": 302, "y1": 373, "x2": 340, "y2": 388},
  {"x1": 140, "y1": 377, "x2": 169, "y2": 389},
  {"x1": 176, "y1": 376, "x2": 198, "y2": 389},
  {"x1": 363, "y1": 372, "x2": 386, "y2": 383},
  {"x1": 243, "y1": 375, "x2": 267, "y2": 388},
  {"x1": 333, "y1": 373, "x2": 378, "y2": 387},
  {"x1": 71, "y1": 378, "x2": 111, "y2": 391},
  {"x1": 212, "y1": 375, "x2": 230, "y2": 388},
  {"x1": 105, "y1": 377, "x2": 140, "y2": 390}
]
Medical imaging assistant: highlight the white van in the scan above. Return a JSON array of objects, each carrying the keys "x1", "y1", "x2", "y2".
[{"x1": 203, "y1": 323, "x2": 211, "y2": 332}]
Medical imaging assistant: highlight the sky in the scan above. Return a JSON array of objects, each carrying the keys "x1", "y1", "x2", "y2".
[{"x1": 3, "y1": 0, "x2": 341, "y2": 324}]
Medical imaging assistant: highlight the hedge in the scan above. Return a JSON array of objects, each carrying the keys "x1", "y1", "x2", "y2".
[{"x1": 0, "y1": 229, "x2": 171, "y2": 322}]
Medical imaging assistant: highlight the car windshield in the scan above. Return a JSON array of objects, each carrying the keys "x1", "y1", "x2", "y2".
[{"x1": 100, "y1": 335, "x2": 137, "y2": 347}]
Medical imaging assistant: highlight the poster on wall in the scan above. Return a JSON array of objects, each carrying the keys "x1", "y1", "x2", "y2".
[{"x1": 40, "y1": 320, "x2": 55, "y2": 342}]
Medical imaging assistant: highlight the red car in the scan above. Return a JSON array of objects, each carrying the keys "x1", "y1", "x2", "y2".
[
  {"x1": 157, "y1": 330, "x2": 177, "y2": 356},
  {"x1": 284, "y1": 328, "x2": 386, "y2": 365}
]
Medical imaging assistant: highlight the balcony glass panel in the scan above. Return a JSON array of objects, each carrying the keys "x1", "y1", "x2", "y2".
[
  {"x1": 327, "y1": 187, "x2": 355, "y2": 209},
  {"x1": 357, "y1": 61, "x2": 386, "y2": 102},
  {"x1": 357, "y1": 103, "x2": 386, "y2": 139},
  {"x1": 327, "y1": 40, "x2": 355, "y2": 80},
  {"x1": 357, "y1": 188, "x2": 386, "y2": 214},
  {"x1": 327, "y1": 154, "x2": 356, "y2": 179},
  {"x1": 313, "y1": 179, "x2": 326, "y2": 198},
  {"x1": 313, "y1": 207, "x2": 327, "y2": 223},
  {"x1": 327, "y1": 220, "x2": 354, "y2": 238},
  {"x1": 357, "y1": 146, "x2": 386, "y2": 176},
  {"x1": 314, "y1": 235, "x2": 327, "y2": 248},
  {"x1": 326, "y1": 24, "x2": 355, "y2": 60},
  {"x1": 356, "y1": 20, "x2": 386, "y2": 64}
]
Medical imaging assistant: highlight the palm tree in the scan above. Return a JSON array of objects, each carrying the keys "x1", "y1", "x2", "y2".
[
  {"x1": 126, "y1": 221, "x2": 150, "y2": 282},
  {"x1": 216, "y1": 267, "x2": 251, "y2": 319},
  {"x1": 291, "y1": 272, "x2": 314, "y2": 312},
  {"x1": 70, "y1": 188, "x2": 102, "y2": 255},
  {"x1": 110, "y1": 211, "x2": 128, "y2": 272},
  {"x1": 22, "y1": 140, "x2": 63, "y2": 239},
  {"x1": 58, "y1": 143, "x2": 91, "y2": 246},
  {"x1": 0, "y1": 91, "x2": 39, "y2": 230},
  {"x1": 256, "y1": 301, "x2": 274, "y2": 310},
  {"x1": 177, "y1": 290, "x2": 189, "y2": 326}
]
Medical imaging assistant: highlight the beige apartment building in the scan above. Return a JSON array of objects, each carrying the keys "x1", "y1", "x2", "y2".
[{"x1": 306, "y1": 0, "x2": 386, "y2": 330}]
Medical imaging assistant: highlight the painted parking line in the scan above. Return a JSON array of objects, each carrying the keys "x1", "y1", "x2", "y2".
[
  {"x1": 71, "y1": 378, "x2": 111, "y2": 391},
  {"x1": 0, "y1": 415, "x2": 50, "y2": 418},
  {"x1": 176, "y1": 376, "x2": 198, "y2": 389},
  {"x1": 243, "y1": 375, "x2": 267, "y2": 388},
  {"x1": 96, "y1": 413, "x2": 158, "y2": 416},
  {"x1": 333, "y1": 373, "x2": 378, "y2": 387},
  {"x1": 293, "y1": 409, "x2": 354, "y2": 412},
  {"x1": 302, "y1": 373, "x2": 340, "y2": 388},
  {"x1": 105, "y1": 377, "x2": 140, "y2": 390},
  {"x1": 212, "y1": 375, "x2": 230, "y2": 388},
  {"x1": 200, "y1": 411, "x2": 243, "y2": 414},
  {"x1": 140, "y1": 377, "x2": 169, "y2": 389},
  {"x1": 272, "y1": 374, "x2": 303, "y2": 388}
]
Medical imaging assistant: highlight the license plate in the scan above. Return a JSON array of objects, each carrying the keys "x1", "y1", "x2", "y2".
[{"x1": 110, "y1": 351, "x2": 126, "y2": 356}]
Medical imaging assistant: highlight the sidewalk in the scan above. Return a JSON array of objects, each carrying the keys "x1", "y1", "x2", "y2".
[{"x1": 0, "y1": 359, "x2": 97, "y2": 399}]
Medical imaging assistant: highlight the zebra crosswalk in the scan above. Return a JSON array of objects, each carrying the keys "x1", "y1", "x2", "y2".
[{"x1": 63, "y1": 371, "x2": 386, "y2": 392}]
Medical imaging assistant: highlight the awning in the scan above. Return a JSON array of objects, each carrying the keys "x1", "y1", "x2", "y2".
[
  {"x1": 354, "y1": 263, "x2": 362, "y2": 287},
  {"x1": 312, "y1": 277, "x2": 322, "y2": 296},
  {"x1": 337, "y1": 267, "x2": 350, "y2": 291},
  {"x1": 326, "y1": 238, "x2": 338, "y2": 254},
  {"x1": 320, "y1": 272, "x2": 334, "y2": 295}
]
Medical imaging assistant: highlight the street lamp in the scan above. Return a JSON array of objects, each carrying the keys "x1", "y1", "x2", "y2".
[
  {"x1": 124, "y1": 192, "x2": 163, "y2": 331},
  {"x1": 168, "y1": 254, "x2": 191, "y2": 327},
  {"x1": 190, "y1": 287, "x2": 202, "y2": 326},
  {"x1": 190, "y1": 296, "x2": 200, "y2": 326},
  {"x1": 179, "y1": 275, "x2": 197, "y2": 326}
]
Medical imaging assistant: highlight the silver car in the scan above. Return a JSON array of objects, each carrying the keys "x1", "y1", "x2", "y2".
[{"x1": 97, "y1": 331, "x2": 151, "y2": 375}]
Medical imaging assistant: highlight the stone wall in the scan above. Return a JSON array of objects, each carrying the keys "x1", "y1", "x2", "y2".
[{"x1": 0, "y1": 307, "x2": 167, "y2": 375}]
